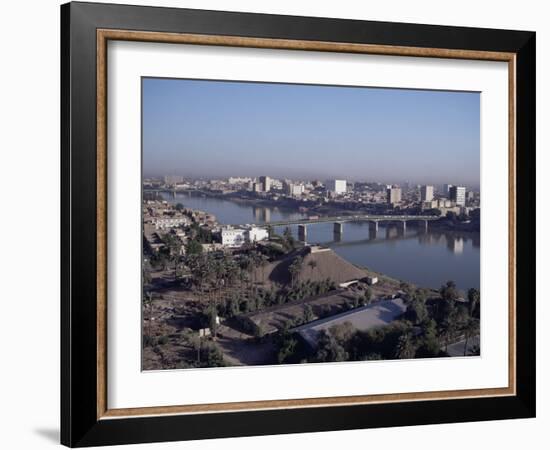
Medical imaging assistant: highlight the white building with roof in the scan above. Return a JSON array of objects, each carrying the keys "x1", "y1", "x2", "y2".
[
  {"x1": 153, "y1": 216, "x2": 189, "y2": 230},
  {"x1": 220, "y1": 226, "x2": 269, "y2": 247},
  {"x1": 247, "y1": 227, "x2": 269, "y2": 243},
  {"x1": 325, "y1": 179, "x2": 347, "y2": 195},
  {"x1": 221, "y1": 227, "x2": 247, "y2": 247}
]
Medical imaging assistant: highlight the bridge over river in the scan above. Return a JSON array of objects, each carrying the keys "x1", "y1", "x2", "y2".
[{"x1": 231, "y1": 214, "x2": 439, "y2": 241}]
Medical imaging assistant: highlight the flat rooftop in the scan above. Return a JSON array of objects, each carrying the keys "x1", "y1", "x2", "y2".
[{"x1": 292, "y1": 298, "x2": 407, "y2": 348}]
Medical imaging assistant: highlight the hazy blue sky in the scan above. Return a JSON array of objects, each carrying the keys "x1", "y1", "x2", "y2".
[{"x1": 143, "y1": 78, "x2": 480, "y2": 186}]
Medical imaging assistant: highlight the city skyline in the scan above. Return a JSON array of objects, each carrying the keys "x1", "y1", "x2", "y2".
[
  {"x1": 148, "y1": 175, "x2": 477, "y2": 192},
  {"x1": 143, "y1": 78, "x2": 480, "y2": 186}
]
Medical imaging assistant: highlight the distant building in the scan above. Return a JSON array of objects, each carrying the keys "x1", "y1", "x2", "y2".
[
  {"x1": 445, "y1": 184, "x2": 453, "y2": 194},
  {"x1": 326, "y1": 179, "x2": 347, "y2": 195},
  {"x1": 228, "y1": 177, "x2": 252, "y2": 184},
  {"x1": 449, "y1": 186, "x2": 466, "y2": 206},
  {"x1": 386, "y1": 185, "x2": 402, "y2": 205},
  {"x1": 259, "y1": 176, "x2": 271, "y2": 192},
  {"x1": 420, "y1": 185, "x2": 434, "y2": 202},
  {"x1": 285, "y1": 182, "x2": 305, "y2": 197},
  {"x1": 164, "y1": 175, "x2": 183, "y2": 186},
  {"x1": 253, "y1": 182, "x2": 263, "y2": 193},
  {"x1": 270, "y1": 179, "x2": 283, "y2": 190}
]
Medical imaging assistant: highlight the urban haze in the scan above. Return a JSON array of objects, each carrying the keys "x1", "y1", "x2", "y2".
[{"x1": 143, "y1": 78, "x2": 480, "y2": 188}]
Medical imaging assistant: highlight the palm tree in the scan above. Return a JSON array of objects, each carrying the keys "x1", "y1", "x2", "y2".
[
  {"x1": 395, "y1": 331, "x2": 416, "y2": 359},
  {"x1": 288, "y1": 256, "x2": 303, "y2": 286},
  {"x1": 307, "y1": 259, "x2": 318, "y2": 278},
  {"x1": 467, "y1": 288, "x2": 480, "y2": 317},
  {"x1": 463, "y1": 317, "x2": 480, "y2": 355},
  {"x1": 143, "y1": 291, "x2": 154, "y2": 342}
]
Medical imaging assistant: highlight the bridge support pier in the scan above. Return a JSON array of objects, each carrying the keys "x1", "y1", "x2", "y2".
[
  {"x1": 298, "y1": 224, "x2": 307, "y2": 242},
  {"x1": 369, "y1": 221, "x2": 378, "y2": 240},
  {"x1": 333, "y1": 222, "x2": 344, "y2": 235},
  {"x1": 399, "y1": 221, "x2": 407, "y2": 234}
]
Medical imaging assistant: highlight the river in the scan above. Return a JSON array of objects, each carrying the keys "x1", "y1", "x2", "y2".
[{"x1": 161, "y1": 192, "x2": 480, "y2": 291}]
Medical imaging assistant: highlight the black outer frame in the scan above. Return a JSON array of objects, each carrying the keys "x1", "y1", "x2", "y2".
[{"x1": 61, "y1": 1, "x2": 536, "y2": 447}]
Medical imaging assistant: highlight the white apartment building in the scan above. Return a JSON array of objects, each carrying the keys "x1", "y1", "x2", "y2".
[
  {"x1": 386, "y1": 185, "x2": 402, "y2": 205},
  {"x1": 259, "y1": 176, "x2": 271, "y2": 192},
  {"x1": 220, "y1": 226, "x2": 269, "y2": 247},
  {"x1": 325, "y1": 179, "x2": 347, "y2": 195},
  {"x1": 221, "y1": 227, "x2": 247, "y2": 247},
  {"x1": 420, "y1": 185, "x2": 434, "y2": 202},
  {"x1": 286, "y1": 182, "x2": 305, "y2": 197}
]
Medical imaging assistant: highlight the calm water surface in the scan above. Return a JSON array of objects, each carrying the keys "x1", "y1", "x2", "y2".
[{"x1": 162, "y1": 192, "x2": 480, "y2": 291}]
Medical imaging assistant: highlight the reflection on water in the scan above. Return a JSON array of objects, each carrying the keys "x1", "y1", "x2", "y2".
[{"x1": 161, "y1": 192, "x2": 480, "y2": 290}]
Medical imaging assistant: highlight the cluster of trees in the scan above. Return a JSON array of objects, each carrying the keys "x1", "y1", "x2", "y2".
[
  {"x1": 187, "y1": 222, "x2": 214, "y2": 245},
  {"x1": 174, "y1": 332, "x2": 226, "y2": 369},
  {"x1": 221, "y1": 278, "x2": 337, "y2": 321},
  {"x1": 288, "y1": 280, "x2": 481, "y2": 364}
]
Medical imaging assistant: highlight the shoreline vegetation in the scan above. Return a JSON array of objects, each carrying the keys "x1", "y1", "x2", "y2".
[{"x1": 142, "y1": 201, "x2": 480, "y2": 370}]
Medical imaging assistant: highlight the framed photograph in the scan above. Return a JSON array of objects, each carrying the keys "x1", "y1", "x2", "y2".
[{"x1": 61, "y1": 2, "x2": 536, "y2": 447}]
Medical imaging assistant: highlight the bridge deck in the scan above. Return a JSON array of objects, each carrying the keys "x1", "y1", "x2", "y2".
[{"x1": 231, "y1": 215, "x2": 438, "y2": 228}]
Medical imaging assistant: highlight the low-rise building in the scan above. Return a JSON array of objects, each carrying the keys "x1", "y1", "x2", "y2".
[
  {"x1": 153, "y1": 216, "x2": 189, "y2": 230},
  {"x1": 221, "y1": 227, "x2": 247, "y2": 247},
  {"x1": 220, "y1": 226, "x2": 269, "y2": 247},
  {"x1": 247, "y1": 227, "x2": 269, "y2": 243},
  {"x1": 292, "y1": 298, "x2": 407, "y2": 349}
]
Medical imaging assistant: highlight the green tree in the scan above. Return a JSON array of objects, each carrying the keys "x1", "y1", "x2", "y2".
[
  {"x1": 364, "y1": 287, "x2": 373, "y2": 305},
  {"x1": 439, "y1": 308, "x2": 459, "y2": 352},
  {"x1": 467, "y1": 288, "x2": 480, "y2": 318},
  {"x1": 288, "y1": 256, "x2": 303, "y2": 286},
  {"x1": 204, "y1": 303, "x2": 219, "y2": 337},
  {"x1": 143, "y1": 291, "x2": 154, "y2": 343},
  {"x1": 394, "y1": 331, "x2": 417, "y2": 359},
  {"x1": 303, "y1": 304, "x2": 314, "y2": 323},
  {"x1": 186, "y1": 239, "x2": 203, "y2": 255},
  {"x1": 440, "y1": 280, "x2": 459, "y2": 302},
  {"x1": 201, "y1": 342, "x2": 226, "y2": 367},
  {"x1": 307, "y1": 259, "x2": 318, "y2": 277},
  {"x1": 463, "y1": 317, "x2": 480, "y2": 356},
  {"x1": 405, "y1": 298, "x2": 428, "y2": 324},
  {"x1": 315, "y1": 331, "x2": 348, "y2": 362},
  {"x1": 277, "y1": 332, "x2": 299, "y2": 364},
  {"x1": 399, "y1": 281, "x2": 414, "y2": 301}
]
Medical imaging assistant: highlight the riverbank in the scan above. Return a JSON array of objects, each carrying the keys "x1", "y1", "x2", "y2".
[{"x1": 155, "y1": 189, "x2": 480, "y2": 290}]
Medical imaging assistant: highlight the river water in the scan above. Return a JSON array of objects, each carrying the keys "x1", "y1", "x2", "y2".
[{"x1": 161, "y1": 192, "x2": 480, "y2": 291}]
